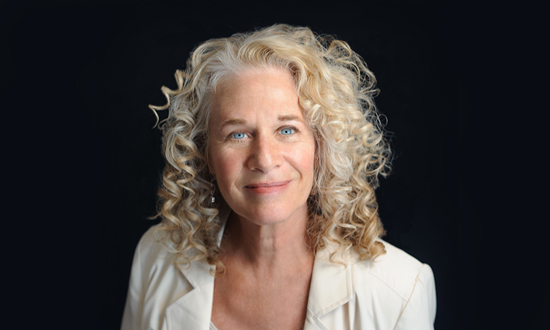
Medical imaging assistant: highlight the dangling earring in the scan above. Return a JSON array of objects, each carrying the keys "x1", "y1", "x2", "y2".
[{"x1": 210, "y1": 181, "x2": 216, "y2": 204}]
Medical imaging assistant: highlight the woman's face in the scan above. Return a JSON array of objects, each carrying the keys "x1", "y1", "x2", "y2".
[{"x1": 207, "y1": 67, "x2": 316, "y2": 227}]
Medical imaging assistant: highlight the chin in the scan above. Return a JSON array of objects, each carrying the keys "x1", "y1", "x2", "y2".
[{"x1": 230, "y1": 201, "x2": 308, "y2": 227}]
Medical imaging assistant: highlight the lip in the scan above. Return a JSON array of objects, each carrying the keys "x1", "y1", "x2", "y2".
[{"x1": 244, "y1": 180, "x2": 291, "y2": 194}]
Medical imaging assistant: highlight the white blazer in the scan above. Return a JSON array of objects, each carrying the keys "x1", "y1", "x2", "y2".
[{"x1": 121, "y1": 206, "x2": 436, "y2": 330}]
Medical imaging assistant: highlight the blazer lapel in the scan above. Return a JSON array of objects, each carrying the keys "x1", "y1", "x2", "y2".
[
  {"x1": 165, "y1": 259, "x2": 216, "y2": 330},
  {"x1": 304, "y1": 243, "x2": 354, "y2": 330},
  {"x1": 164, "y1": 203, "x2": 231, "y2": 330}
]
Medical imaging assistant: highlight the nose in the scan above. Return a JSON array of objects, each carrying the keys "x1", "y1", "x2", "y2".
[{"x1": 246, "y1": 135, "x2": 282, "y2": 173}]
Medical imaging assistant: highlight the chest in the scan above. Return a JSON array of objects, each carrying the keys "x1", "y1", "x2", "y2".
[{"x1": 211, "y1": 270, "x2": 312, "y2": 330}]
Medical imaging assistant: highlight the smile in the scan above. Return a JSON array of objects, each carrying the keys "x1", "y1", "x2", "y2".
[{"x1": 244, "y1": 180, "x2": 292, "y2": 194}]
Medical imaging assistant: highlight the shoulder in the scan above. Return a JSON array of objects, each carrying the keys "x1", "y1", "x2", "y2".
[
  {"x1": 134, "y1": 224, "x2": 171, "y2": 264},
  {"x1": 129, "y1": 224, "x2": 182, "y2": 284},
  {"x1": 122, "y1": 224, "x2": 199, "y2": 330},
  {"x1": 312, "y1": 240, "x2": 436, "y2": 328},
  {"x1": 353, "y1": 240, "x2": 435, "y2": 302}
]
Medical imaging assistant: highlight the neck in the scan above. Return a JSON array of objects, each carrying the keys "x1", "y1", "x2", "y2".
[{"x1": 221, "y1": 208, "x2": 314, "y2": 274}]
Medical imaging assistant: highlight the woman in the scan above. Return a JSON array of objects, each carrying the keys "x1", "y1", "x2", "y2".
[{"x1": 121, "y1": 24, "x2": 436, "y2": 330}]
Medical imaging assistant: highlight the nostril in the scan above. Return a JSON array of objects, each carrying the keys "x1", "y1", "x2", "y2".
[{"x1": 247, "y1": 149, "x2": 281, "y2": 173}]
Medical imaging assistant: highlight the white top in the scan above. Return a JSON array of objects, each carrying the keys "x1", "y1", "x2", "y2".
[{"x1": 121, "y1": 205, "x2": 436, "y2": 330}]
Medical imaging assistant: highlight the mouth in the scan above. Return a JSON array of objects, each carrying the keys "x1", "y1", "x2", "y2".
[{"x1": 244, "y1": 180, "x2": 291, "y2": 194}]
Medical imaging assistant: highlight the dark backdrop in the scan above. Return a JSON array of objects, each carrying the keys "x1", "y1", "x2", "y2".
[
  {"x1": 5, "y1": 2, "x2": 545, "y2": 330},
  {"x1": 92, "y1": 4, "x2": 461, "y2": 328}
]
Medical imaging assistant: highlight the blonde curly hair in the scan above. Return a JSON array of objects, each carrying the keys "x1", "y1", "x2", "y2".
[{"x1": 150, "y1": 24, "x2": 392, "y2": 274}]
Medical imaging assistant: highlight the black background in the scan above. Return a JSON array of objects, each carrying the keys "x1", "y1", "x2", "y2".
[{"x1": 4, "y1": 2, "x2": 546, "y2": 330}]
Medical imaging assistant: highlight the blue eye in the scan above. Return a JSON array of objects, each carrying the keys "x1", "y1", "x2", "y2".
[
  {"x1": 280, "y1": 128, "x2": 295, "y2": 135},
  {"x1": 232, "y1": 132, "x2": 248, "y2": 139}
]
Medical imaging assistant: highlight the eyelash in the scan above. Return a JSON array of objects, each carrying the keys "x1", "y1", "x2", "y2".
[{"x1": 227, "y1": 126, "x2": 299, "y2": 141}]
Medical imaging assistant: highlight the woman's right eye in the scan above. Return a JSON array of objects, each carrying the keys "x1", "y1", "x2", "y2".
[{"x1": 231, "y1": 132, "x2": 248, "y2": 140}]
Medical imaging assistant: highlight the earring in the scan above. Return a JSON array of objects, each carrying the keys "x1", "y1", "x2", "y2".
[{"x1": 210, "y1": 181, "x2": 216, "y2": 204}]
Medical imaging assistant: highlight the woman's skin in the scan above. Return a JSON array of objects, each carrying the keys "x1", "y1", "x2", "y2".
[{"x1": 208, "y1": 67, "x2": 316, "y2": 329}]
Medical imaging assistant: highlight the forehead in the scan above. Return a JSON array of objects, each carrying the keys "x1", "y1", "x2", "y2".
[{"x1": 210, "y1": 67, "x2": 304, "y2": 122}]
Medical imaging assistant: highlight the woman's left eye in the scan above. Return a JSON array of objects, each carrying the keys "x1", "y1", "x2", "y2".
[{"x1": 280, "y1": 128, "x2": 295, "y2": 135}]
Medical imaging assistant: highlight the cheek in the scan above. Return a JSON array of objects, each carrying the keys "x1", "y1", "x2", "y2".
[
  {"x1": 294, "y1": 142, "x2": 316, "y2": 181},
  {"x1": 208, "y1": 142, "x2": 234, "y2": 176},
  {"x1": 209, "y1": 149, "x2": 242, "y2": 187}
]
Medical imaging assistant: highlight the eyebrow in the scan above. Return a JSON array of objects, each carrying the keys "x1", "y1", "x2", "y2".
[
  {"x1": 218, "y1": 115, "x2": 304, "y2": 130},
  {"x1": 218, "y1": 118, "x2": 247, "y2": 130},
  {"x1": 277, "y1": 114, "x2": 304, "y2": 123}
]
